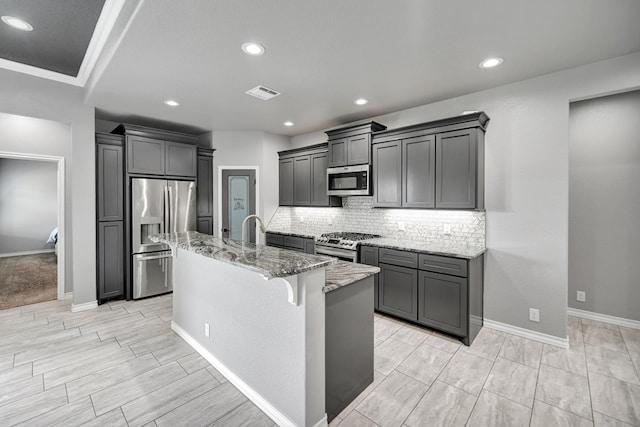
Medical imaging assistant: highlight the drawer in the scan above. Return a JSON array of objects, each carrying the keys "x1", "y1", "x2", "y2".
[
  {"x1": 283, "y1": 236, "x2": 305, "y2": 250},
  {"x1": 266, "y1": 233, "x2": 284, "y2": 247},
  {"x1": 418, "y1": 254, "x2": 468, "y2": 277},
  {"x1": 378, "y1": 248, "x2": 418, "y2": 269}
]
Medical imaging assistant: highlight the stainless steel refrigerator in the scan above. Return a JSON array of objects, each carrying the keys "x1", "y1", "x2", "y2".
[{"x1": 131, "y1": 178, "x2": 196, "y2": 299}]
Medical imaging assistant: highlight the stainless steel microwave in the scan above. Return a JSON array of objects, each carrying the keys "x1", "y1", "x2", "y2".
[{"x1": 327, "y1": 165, "x2": 371, "y2": 196}]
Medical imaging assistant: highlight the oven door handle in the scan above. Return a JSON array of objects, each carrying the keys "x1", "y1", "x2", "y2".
[{"x1": 316, "y1": 247, "x2": 356, "y2": 260}]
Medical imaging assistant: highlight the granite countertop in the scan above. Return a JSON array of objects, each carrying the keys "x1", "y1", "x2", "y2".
[
  {"x1": 323, "y1": 261, "x2": 380, "y2": 293},
  {"x1": 265, "y1": 229, "x2": 320, "y2": 239},
  {"x1": 360, "y1": 237, "x2": 485, "y2": 259},
  {"x1": 150, "y1": 231, "x2": 336, "y2": 279}
]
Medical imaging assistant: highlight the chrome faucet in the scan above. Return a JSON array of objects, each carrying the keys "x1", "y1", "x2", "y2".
[{"x1": 241, "y1": 214, "x2": 267, "y2": 243}]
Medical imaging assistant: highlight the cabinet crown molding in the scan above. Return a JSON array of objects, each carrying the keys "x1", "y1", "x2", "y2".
[
  {"x1": 325, "y1": 121, "x2": 387, "y2": 140},
  {"x1": 112, "y1": 123, "x2": 200, "y2": 145}
]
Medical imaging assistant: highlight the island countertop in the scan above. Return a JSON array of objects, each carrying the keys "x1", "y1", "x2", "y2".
[
  {"x1": 150, "y1": 231, "x2": 336, "y2": 279},
  {"x1": 323, "y1": 261, "x2": 380, "y2": 293}
]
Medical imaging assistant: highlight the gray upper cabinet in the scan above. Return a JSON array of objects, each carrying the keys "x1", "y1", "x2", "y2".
[
  {"x1": 311, "y1": 152, "x2": 330, "y2": 206},
  {"x1": 97, "y1": 142, "x2": 124, "y2": 221},
  {"x1": 127, "y1": 135, "x2": 165, "y2": 175},
  {"x1": 403, "y1": 135, "x2": 435, "y2": 208},
  {"x1": 372, "y1": 140, "x2": 402, "y2": 207},
  {"x1": 279, "y1": 158, "x2": 294, "y2": 206},
  {"x1": 114, "y1": 124, "x2": 199, "y2": 178},
  {"x1": 278, "y1": 143, "x2": 341, "y2": 207},
  {"x1": 326, "y1": 122, "x2": 387, "y2": 168},
  {"x1": 371, "y1": 112, "x2": 488, "y2": 210},
  {"x1": 293, "y1": 155, "x2": 311, "y2": 206},
  {"x1": 196, "y1": 148, "x2": 215, "y2": 235},
  {"x1": 435, "y1": 129, "x2": 478, "y2": 209},
  {"x1": 165, "y1": 141, "x2": 197, "y2": 177},
  {"x1": 328, "y1": 139, "x2": 347, "y2": 167}
]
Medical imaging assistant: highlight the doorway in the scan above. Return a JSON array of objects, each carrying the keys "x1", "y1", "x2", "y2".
[
  {"x1": 219, "y1": 167, "x2": 258, "y2": 243},
  {"x1": 0, "y1": 152, "x2": 66, "y2": 305}
]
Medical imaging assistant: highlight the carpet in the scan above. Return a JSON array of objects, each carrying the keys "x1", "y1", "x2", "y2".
[{"x1": 0, "y1": 253, "x2": 57, "y2": 310}]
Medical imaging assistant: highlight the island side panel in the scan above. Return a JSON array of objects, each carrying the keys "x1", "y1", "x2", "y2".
[{"x1": 171, "y1": 248, "x2": 326, "y2": 427}]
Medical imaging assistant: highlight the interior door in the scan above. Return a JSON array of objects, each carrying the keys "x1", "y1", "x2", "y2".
[{"x1": 221, "y1": 169, "x2": 256, "y2": 242}]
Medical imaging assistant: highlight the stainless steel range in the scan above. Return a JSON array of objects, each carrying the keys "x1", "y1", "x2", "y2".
[{"x1": 315, "y1": 232, "x2": 381, "y2": 262}]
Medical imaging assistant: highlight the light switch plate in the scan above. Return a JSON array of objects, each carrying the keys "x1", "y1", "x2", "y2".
[
  {"x1": 529, "y1": 308, "x2": 540, "y2": 322},
  {"x1": 577, "y1": 291, "x2": 586, "y2": 302}
]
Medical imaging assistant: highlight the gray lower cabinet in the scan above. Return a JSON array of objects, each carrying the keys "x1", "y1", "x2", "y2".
[
  {"x1": 378, "y1": 263, "x2": 418, "y2": 321},
  {"x1": 196, "y1": 217, "x2": 213, "y2": 235},
  {"x1": 98, "y1": 221, "x2": 124, "y2": 300},
  {"x1": 265, "y1": 232, "x2": 315, "y2": 254},
  {"x1": 279, "y1": 158, "x2": 294, "y2": 206},
  {"x1": 418, "y1": 271, "x2": 467, "y2": 336},
  {"x1": 362, "y1": 245, "x2": 484, "y2": 345},
  {"x1": 293, "y1": 155, "x2": 311, "y2": 206},
  {"x1": 359, "y1": 246, "x2": 379, "y2": 309}
]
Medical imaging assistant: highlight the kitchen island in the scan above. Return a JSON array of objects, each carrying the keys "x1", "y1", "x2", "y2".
[{"x1": 150, "y1": 232, "x2": 378, "y2": 427}]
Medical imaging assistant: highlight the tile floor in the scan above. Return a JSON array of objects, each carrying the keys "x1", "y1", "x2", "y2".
[{"x1": 0, "y1": 295, "x2": 639, "y2": 426}]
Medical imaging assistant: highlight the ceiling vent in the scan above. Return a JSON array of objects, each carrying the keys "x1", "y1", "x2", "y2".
[{"x1": 245, "y1": 85, "x2": 281, "y2": 100}]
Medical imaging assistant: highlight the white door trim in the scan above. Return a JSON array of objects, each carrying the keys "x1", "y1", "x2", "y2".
[
  {"x1": 217, "y1": 166, "x2": 261, "y2": 243},
  {"x1": 0, "y1": 151, "x2": 66, "y2": 300}
]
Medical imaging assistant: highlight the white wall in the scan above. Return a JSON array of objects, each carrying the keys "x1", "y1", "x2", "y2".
[
  {"x1": 569, "y1": 90, "x2": 640, "y2": 321},
  {"x1": 210, "y1": 131, "x2": 290, "y2": 243},
  {"x1": 291, "y1": 52, "x2": 640, "y2": 340},
  {"x1": 0, "y1": 158, "x2": 58, "y2": 254},
  {"x1": 0, "y1": 69, "x2": 96, "y2": 304}
]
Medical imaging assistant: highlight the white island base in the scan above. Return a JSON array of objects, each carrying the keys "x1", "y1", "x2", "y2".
[{"x1": 170, "y1": 248, "x2": 327, "y2": 427}]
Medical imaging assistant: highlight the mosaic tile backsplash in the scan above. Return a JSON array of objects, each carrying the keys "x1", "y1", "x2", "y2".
[{"x1": 267, "y1": 197, "x2": 485, "y2": 247}]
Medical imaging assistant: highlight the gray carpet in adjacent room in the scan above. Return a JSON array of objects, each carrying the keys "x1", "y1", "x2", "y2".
[{"x1": 0, "y1": 253, "x2": 57, "y2": 310}]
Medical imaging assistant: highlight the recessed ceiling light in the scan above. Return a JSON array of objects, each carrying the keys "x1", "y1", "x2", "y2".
[
  {"x1": 354, "y1": 98, "x2": 368, "y2": 106},
  {"x1": 1, "y1": 16, "x2": 33, "y2": 31},
  {"x1": 164, "y1": 99, "x2": 180, "y2": 107},
  {"x1": 479, "y1": 57, "x2": 504, "y2": 69},
  {"x1": 241, "y1": 42, "x2": 265, "y2": 56},
  {"x1": 283, "y1": 121, "x2": 294, "y2": 127}
]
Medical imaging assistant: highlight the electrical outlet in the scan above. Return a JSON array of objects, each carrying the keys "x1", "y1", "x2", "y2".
[
  {"x1": 529, "y1": 308, "x2": 540, "y2": 323},
  {"x1": 576, "y1": 291, "x2": 586, "y2": 302},
  {"x1": 443, "y1": 224, "x2": 452, "y2": 234},
  {"x1": 398, "y1": 222, "x2": 405, "y2": 231},
  {"x1": 204, "y1": 322, "x2": 210, "y2": 338}
]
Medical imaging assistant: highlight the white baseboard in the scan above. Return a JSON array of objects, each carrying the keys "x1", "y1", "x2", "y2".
[
  {"x1": 172, "y1": 322, "x2": 326, "y2": 427},
  {"x1": 71, "y1": 300, "x2": 98, "y2": 313},
  {"x1": 484, "y1": 319, "x2": 569, "y2": 349},
  {"x1": 0, "y1": 249, "x2": 55, "y2": 258},
  {"x1": 63, "y1": 292, "x2": 73, "y2": 300},
  {"x1": 568, "y1": 307, "x2": 640, "y2": 330}
]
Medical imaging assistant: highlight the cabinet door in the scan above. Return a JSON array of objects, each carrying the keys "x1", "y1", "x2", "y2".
[
  {"x1": 279, "y1": 158, "x2": 294, "y2": 206},
  {"x1": 97, "y1": 144, "x2": 123, "y2": 221},
  {"x1": 403, "y1": 135, "x2": 435, "y2": 208},
  {"x1": 196, "y1": 217, "x2": 213, "y2": 235},
  {"x1": 436, "y1": 129, "x2": 477, "y2": 209},
  {"x1": 98, "y1": 221, "x2": 124, "y2": 300},
  {"x1": 197, "y1": 155, "x2": 213, "y2": 216},
  {"x1": 293, "y1": 155, "x2": 311, "y2": 206},
  {"x1": 372, "y1": 141, "x2": 402, "y2": 207},
  {"x1": 418, "y1": 271, "x2": 468, "y2": 336},
  {"x1": 359, "y1": 246, "x2": 379, "y2": 310},
  {"x1": 127, "y1": 136, "x2": 165, "y2": 175},
  {"x1": 347, "y1": 134, "x2": 370, "y2": 165},
  {"x1": 165, "y1": 141, "x2": 197, "y2": 177},
  {"x1": 310, "y1": 152, "x2": 329, "y2": 206},
  {"x1": 266, "y1": 232, "x2": 284, "y2": 248},
  {"x1": 328, "y1": 139, "x2": 347, "y2": 167},
  {"x1": 305, "y1": 239, "x2": 315, "y2": 254},
  {"x1": 378, "y1": 263, "x2": 418, "y2": 321}
]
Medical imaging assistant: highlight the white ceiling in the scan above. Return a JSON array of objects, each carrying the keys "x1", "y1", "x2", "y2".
[{"x1": 26, "y1": 1, "x2": 640, "y2": 135}]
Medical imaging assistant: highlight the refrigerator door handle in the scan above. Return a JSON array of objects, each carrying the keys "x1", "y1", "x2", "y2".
[
  {"x1": 164, "y1": 185, "x2": 170, "y2": 233},
  {"x1": 168, "y1": 185, "x2": 173, "y2": 232}
]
